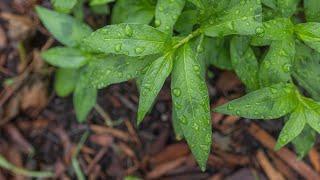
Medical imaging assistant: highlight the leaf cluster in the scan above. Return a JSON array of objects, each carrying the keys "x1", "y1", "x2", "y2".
[{"x1": 37, "y1": 0, "x2": 320, "y2": 169}]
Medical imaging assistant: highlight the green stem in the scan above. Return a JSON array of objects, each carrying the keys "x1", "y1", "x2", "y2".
[
  {"x1": 173, "y1": 28, "x2": 203, "y2": 49},
  {"x1": 0, "y1": 155, "x2": 53, "y2": 178}
]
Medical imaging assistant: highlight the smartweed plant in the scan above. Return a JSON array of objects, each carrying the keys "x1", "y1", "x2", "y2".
[{"x1": 37, "y1": 0, "x2": 320, "y2": 170}]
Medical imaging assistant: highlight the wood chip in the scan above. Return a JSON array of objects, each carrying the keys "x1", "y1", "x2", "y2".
[
  {"x1": 247, "y1": 123, "x2": 320, "y2": 180},
  {"x1": 256, "y1": 149, "x2": 284, "y2": 180}
]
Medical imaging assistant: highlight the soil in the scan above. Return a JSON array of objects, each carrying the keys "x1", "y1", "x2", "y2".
[{"x1": 0, "y1": 1, "x2": 320, "y2": 180}]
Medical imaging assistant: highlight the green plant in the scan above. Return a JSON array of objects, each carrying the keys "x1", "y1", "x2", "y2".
[{"x1": 36, "y1": 0, "x2": 320, "y2": 170}]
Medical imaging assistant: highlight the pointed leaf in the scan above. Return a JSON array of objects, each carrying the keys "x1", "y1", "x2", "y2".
[
  {"x1": 292, "y1": 125, "x2": 316, "y2": 158},
  {"x1": 302, "y1": 98, "x2": 320, "y2": 133},
  {"x1": 137, "y1": 55, "x2": 173, "y2": 123},
  {"x1": 112, "y1": 0, "x2": 155, "y2": 24},
  {"x1": 41, "y1": 47, "x2": 88, "y2": 68},
  {"x1": 36, "y1": 6, "x2": 92, "y2": 47},
  {"x1": 275, "y1": 105, "x2": 306, "y2": 150},
  {"x1": 86, "y1": 55, "x2": 157, "y2": 89},
  {"x1": 215, "y1": 83, "x2": 298, "y2": 119},
  {"x1": 54, "y1": 68, "x2": 78, "y2": 97},
  {"x1": 74, "y1": 72, "x2": 97, "y2": 122},
  {"x1": 259, "y1": 38, "x2": 295, "y2": 87},
  {"x1": 293, "y1": 43, "x2": 320, "y2": 100},
  {"x1": 81, "y1": 24, "x2": 171, "y2": 56},
  {"x1": 171, "y1": 43, "x2": 211, "y2": 170},
  {"x1": 251, "y1": 18, "x2": 294, "y2": 46},
  {"x1": 51, "y1": 0, "x2": 77, "y2": 13},
  {"x1": 277, "y1": 0, "x2": 299, "y2": 17},
  {"x1": 295, "y1": 23, "x2": 320, "y2": 53},
  {"x1": 203, "y1": 0, "x2": 262, "y2": 37},
  {"x1": 230, "y1": 36, "x2": 259, "y2": 91},
  {"x1": 155, "y1": 0, "x2": 185, "y2": 34},
  {"x1": 304, "y1": 0, "x2": 320, "y2": 22}
]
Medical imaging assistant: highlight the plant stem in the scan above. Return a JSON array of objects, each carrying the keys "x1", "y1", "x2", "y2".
[
  {"x1": 0, "y1": 155, "x2": 53, "y2": 178},
  {"x1": 173, "y1": 28, "x2": 203, "y2": 49}
]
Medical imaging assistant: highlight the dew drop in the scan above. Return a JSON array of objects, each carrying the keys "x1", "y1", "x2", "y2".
[
  {"x1": 125, "y1": 25, "x2": 133, "y2": 37},
  {"x1": 180, "y1": 116, "x2": 187, "y2": 124},
  {"x1": 282, "y1": 63, "x2": 291, "y2": 73},
  {"x1": 135, "y1": 47, "x2": 145, "y2": 54},
  {"x1": 155, "y1": 20, "x2": 161, "y2": 27},
  {"x1": 115, "y1": 44, "x2": 122, "y2": 52},
  {"x1": 193, "y1": 65, "x2": 200, "y2": 72},
  {"x1": 227, "y1": 104, "x2": 233, "y2": 110},
  {"x1": 173, "y1": 88, "x2": 181, "y2": 97},
  {"x1": 255, "y1": 27, "x2": 265, "y2": 37}
]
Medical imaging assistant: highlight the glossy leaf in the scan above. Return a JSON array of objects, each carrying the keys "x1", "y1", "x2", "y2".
[
  {"x1": 275, "y1": 104, "x2": 306, "y2": 150},
  {"x1": 86, "y1": 55, "x2": 157, "y2": 89},
  {"x1": 215, "y1": 83, "x2": 298, "y2": 119},
  {"x1": 258, "y1": 38, "x2": 295, "y2": 87},
  {"x1": 295, "y1": 23, "x2": 320, "y2": 53},
  {"x1": 155, "y1": 0, "x2": 185, "y2": 34},
  {"x1": 137, "y1": 55, "x2": 173, "y2": 124},
  {"x1": 203, "y1": 0, "x2": 262, "y2": 37},
  {"x1": 293, "y1": 44, "x2": 320, "y2": 100},
  {"x1": 304, "y1": 0, "x2": 320, "y2": 22},
  {"x1": 51, "y1": 0, "x2": 77, "y2": 13},
  {"x1": 81, "y1": 24, "x2": 171, "y2": 56},
  {"x1": 54, "y1": 68, "x2": 78, "y2": 97},
  {"x1": 112, "y1": 0, "x2": 155, "y2": 24},
  {"x1": 230, "y1": 36, "x2": 259, "y2": 91},
  {"x1": 251, "y1": 18, "x2": 294, "y2": 46},
  {"x1": 36, "y1": 6, "x2": 92, "y2": 47},
  {"x1": 171, "y1": 43, "x2": 211, "y2": 171},
  {"x1": 277, "y1": 0, "x2": 299, "y2": 17},
  {"x1": 74, "y1": 72, "x2": 97, "y2": 122},
  {"x1": 41, "y1": 47, "x2": 88, "y2": 68},
  {"x1": 89, "y1": 0, "x2": 114, "y2": 6},
  {"x1": 208, "y1": 38, "x2": 233, "y2": 70},
  {"x1": 262, "y1": 0, "x2": 277, "y2": 9},
  {"x1": 292, "y1": 125, "x2": 316, "y2": 158},
  {"x1": 174, "y1": 10, "x2": 198, "y2": 34},
  {"x1": 302, "y1": 97, "x2": 320, "y2": 133}
]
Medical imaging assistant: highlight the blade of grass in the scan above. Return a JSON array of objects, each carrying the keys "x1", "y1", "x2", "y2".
[
  {"x1": 0, "y1": 155, "x2": 53, "y2": 178},
  {"x1": 72, "y1": 131, "x2": 89, "y2": 180}
]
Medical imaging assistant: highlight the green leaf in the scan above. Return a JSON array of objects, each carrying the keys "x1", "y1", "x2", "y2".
[
  {"x1": 258, "y1": 38, "x2": 295, "y2": 87},
  {"x1": 41, "y1": 47, "x2": 88, "y2": 68},
  {"x1": 155, "y1": 0, "x2": 185, "y2": 34},
  {"x1": 304, "y1": 0, "x2": 320, "y2": 22},
  {"x1": 54, "y1": 68, "x2": 78, "y2": 97},
  {"x1": 277, "y1": 0, "x2": 299, "y2": 17},
  {"x1": 203, "y1": 0, "x2": 262, "y2": 37},
  {"x1": 174, "y1": 10, "x2": 198, "y2": 34},
  {"x1": 172, "y1": 108, "x2": 184, "y2": 140},
  {"x1": 74, "y1": 72, "x2": 97, "y2": 122},
  {"x1": 112, "y1": 0, "x2": 155, "y2": 24},
  {"x1": 275, "y1": 104, "x2": 306, "y2": 150},
  {"x1": 51, "y1": 0, "x2": 77, "y2": 13},
  {"x1": 262, "y1": 0, "x2": 277, "y2": 9},
  {"x1": 292, "y1": 125, "x2": 316, "y2": 158},
  {"x1": 215, "y1": 83, "x2": 298, "y2": 119},
  {"x1": 295, "y1": 23, "x2": 320, "y2": 53},
  {"x1": 230, "y1": 36, "x2": 259, "y2": 91},
  {"x1": 36, "y1": 6, "x2": 92, "y2": 47},
  {"x1": 137, "y1": 55, "x2": 173, "y2": 124},
  {"x1": 89, "y1": 0, "x2": 114, "y2": 6},
  {"x1": 293, "y1": 43, "x2": 320, "y2": 100},
  {"x1": 208, "y1": 38, "x2": 233, "y2": 70},
  {"x1": 171, "y1": 43, "x2": 211, "y2": 171},
  {"x1": 86, "y1": 55, "x2": 157, "y2": 89},
  {"x1": 81, "y1": 24, "x2": 171, "y2": 56},
  {"x1": 302, "y1": 97, "x2": 320, "y2": 133},
  {"x1": 251, "y1": 18, "x2": 294, "y2": 46}
]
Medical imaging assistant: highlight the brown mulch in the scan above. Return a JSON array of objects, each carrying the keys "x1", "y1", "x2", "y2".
[{"x1": 0, "y1": 0, "x2": 320, "y2": 179}]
